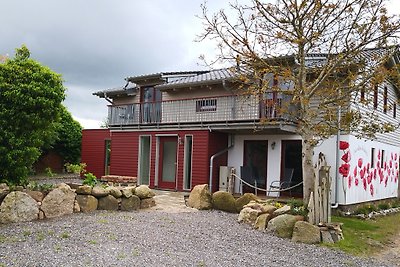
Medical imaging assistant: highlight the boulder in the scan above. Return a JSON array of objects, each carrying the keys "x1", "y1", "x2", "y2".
[
  {"x1": 212, "y1": 191, "x2": 237, "y2": 213},
  {"x1": 92, "y1": 186, "x2": 109, "y2": 198},
  {"x1": 267, "y1": 214, "x2": 297, "y2": 238},
  {"x1": 73, "y1": 200, "x2": 81, "y2": 213},
  {"x1": 121, "y1": 186, "x2": 136, "y2": 198},
  {"x1": 41, "y1": 185, "x2": 76, "y2": 218},
  {"x1": 187, "y1": 184, "x2": 212, "y2": 210},
  {"x1": 292, "y1": 221, "x2": 321, "y2": 244},
  {"x1": 244, "y1": 201, "x2": 276, "y2": 215},
  {"x1": 76, "y1": 185, "x2": 92, "y2": 195},
  {"x1": 76, "y1": 195, "x2": 98, "y2": 212},
  {"x1": 238, "y1": 207, "x2": 259, "y2": 225},
  {"x1": 109, "y1": 186, "x2": 123, "y2": 198},
  {"x1": 273, "y1": 205, "x2": 291, "y2": 216},
  {"x1": 98, "y1": 195, "x2": 119, "y2": 210},
  {"x1": 0, "y1": 191, "x2": 39, "y2": 224},
  {"x1": 25, "y1": 190, "x2": 44, "y2": 202},
  {"x1": 140, "y1": 197, "x2": 156, "y2": 209},
  {"x1": 38, "y1": 210, "x2": 45, "y2": 220},
  {"x1": 254, "y1": 213, "x2": 272, "y2": 231},
  {"x1": 0, "y1": 183, "x2": 10, "y2": 202},
  {"x1": 121, "y1": 195, "x2": 141, "y2": 211},
  {"x1": 235, "y1": 193, "x2": 259, "y2": 212},
  {"x1": 134, "y1": 185, "x2": 155, "y2": 199}
]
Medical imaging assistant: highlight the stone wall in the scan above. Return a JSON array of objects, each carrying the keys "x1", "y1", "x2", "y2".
[{"x1": 0, "y1": 183, "x2": 156, "y2": 224}]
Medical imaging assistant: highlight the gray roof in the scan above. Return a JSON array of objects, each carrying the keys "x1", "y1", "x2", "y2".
[
  {"x1": 93, "y1": 85, "x2": 137, "y2": 97},
  {"x1": 126, "y1": 71, "x2": 209, "y2": 83},
  {"x1": 156, "y1": 69, "x2": 234, "y2": 90}
]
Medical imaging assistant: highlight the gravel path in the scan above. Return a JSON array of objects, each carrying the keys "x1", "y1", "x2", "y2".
[{"x1": 0, "y1": 209, "x2": 394, "y2": 267}]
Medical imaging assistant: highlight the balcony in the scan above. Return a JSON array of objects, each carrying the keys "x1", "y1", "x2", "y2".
[{"x1": 108, "y1": 94, "x2": 298, "y2": 129}]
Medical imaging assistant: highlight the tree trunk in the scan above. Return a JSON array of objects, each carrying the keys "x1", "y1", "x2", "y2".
[{"x1": 302, "y1": 137, "x2": 315, "y2": 205}]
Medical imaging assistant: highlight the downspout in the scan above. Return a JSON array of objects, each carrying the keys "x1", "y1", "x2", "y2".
[
  {"x1": 331, "y1": 99, "x2": 341, "y2": 209},
  {"x1": 209, "y1": 134, "x2": 234, "y2": 192}
]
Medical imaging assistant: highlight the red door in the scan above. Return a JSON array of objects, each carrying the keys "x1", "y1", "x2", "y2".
[{"x1": 158, "y1": 137, "x2": 178, "y2": 189}]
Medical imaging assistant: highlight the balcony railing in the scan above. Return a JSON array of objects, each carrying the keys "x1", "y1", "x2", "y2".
[{"x1": 108, "y1": 94, "x2": 297, "y2": 127}]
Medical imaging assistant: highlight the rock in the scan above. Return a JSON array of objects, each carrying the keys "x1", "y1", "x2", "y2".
[
  {"x1": 254, "y1": 213, "x2": 272, "y2": 231},
  {"x1": 38, "y1": 210, "x2": 45, "y2": 220},
  {"x1": 212, "y1": 191, "x2": 237, "y2": 213},
  {"x1": 121, "y1": 195, "x2": 140, "y2": 211},
  {"x1": 109, "y1": 186, "x2": 123, "y2": 198},
  {"x1": 140, "y1": 197, "x2": 156, "y2": 209},
  {"x1": 273, "y1": 205, "x2": 291, "y2": 216},
  {"x1": 25, "y1": 190, "x2": 44, "y2": 202},
  {"x1": 92, "y1": 186, "x2": 109, "y2": 198},
  {"x1": 76, "y1": 195, "x2": 98, "y2": 212},
  {"x1": 187, "y1": 184, "x2": 212, "y2": 210},
  {"x1": 235, "y1": 193, "x2": 259, "y2": 212},
  {"x1": 121, "y1": 186, "x2": 136, "y2": 198},
  {"x1": 238, "y1": 207, "x2": 259, "y2": 225},
  {"x1": 0, "y1": 191, "x2": 39, "y2": 224},
  {"x1": 76, "y1": 185, "x2": 92, "y2": 195},
  {"x1": 321, "y1": 230, "x2": 335, "y2": 244},
  {"x1": 41, "y1": 185, "x2": 76, "y2": 218},
  {"x1": 134, "y1": 185, "x2": 155, "y2": 199},
  {"x1": 0, "y1": 183, "x2": 10, "y2": 202},
  {"x1": 267, "y1": 214, "x2": 297, "y2": 238},
  {"x1": 98, "y1": 195, "x2": 119, "y2": 210},
  {"x1": 14, "y1": 186, "x2": 24, "y2": 191},
  {"x1": 73, "y1": 200, "x2": 81, "y2": 213},
  {"x1": 292, "y1": 221, "x2": 321, "y2": 244},
  {"x1": 244, "y1": 201, "x2": 276, "y2": 215}
]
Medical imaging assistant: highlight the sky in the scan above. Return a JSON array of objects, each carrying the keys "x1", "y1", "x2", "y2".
[{"x1": 0, "y1": 0, "x2": 399, "y2": 129}]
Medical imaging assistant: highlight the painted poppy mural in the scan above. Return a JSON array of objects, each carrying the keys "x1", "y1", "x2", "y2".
[{"x1": 338, "y1": 139, "x2": 399, "y2": 200}]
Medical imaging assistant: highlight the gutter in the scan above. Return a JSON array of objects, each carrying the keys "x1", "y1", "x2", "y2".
[{"x1": 209, "y1": 134, "x2": 234, "y2": 192}]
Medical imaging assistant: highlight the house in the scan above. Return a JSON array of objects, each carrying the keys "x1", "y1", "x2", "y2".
[{"x1": 81, "y1": 46, "x2": 400, "y2": 207}]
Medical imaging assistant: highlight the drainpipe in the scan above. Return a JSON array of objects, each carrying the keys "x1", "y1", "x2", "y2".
[
  {"x1": 209, "y1": 135, "x2": 234, "y2": 192},
  {"x1": 331, "y1": 102, "x2": 341, "y2": 209}
]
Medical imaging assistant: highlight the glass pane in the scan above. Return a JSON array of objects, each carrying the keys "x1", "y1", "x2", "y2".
[
  {"x1": 162, "y1": 141, "x2": 177, "y2": 182},
  {"x1": 184, "y1": 136, "x2": 193, "y2": 189},
  {"x1": 139, "y1": 136, "x2": 150, "y2": 185}
]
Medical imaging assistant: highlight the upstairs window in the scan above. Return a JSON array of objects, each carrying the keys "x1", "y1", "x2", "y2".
[
  {"x1": 373, "y1": 85, "x2": 378, "y2": 110},
  {"x1": 383, "y1": 86, "x2": 388, "y2": 113},
  {"x1": 196, "y1": 99, "x2": 217, "y2": 112},
  {"x1": 394, "y1": 103, "x2": 397, "y2": 118}
]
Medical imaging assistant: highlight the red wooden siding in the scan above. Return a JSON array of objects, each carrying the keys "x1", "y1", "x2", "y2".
[
  {"x1": 81, "y1": 129, "x2": 111, "y2": 179},
  {"x1": 109, "y1": 132, "x2": 138, "y2": 176},
  {"x1": 208, "y1": 132, "x2": 229, "y2": 192}
]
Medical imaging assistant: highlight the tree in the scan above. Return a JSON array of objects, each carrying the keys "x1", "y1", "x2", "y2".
[
  {"x1": 199, "y1": 0, "x2": 400, "y2": 203},
  {"x1": 49, "y1": 105, "x2": 83, "y2": 165},
  {"x1": 0, "y1": 45, "x2": 65, "y2": 184}
]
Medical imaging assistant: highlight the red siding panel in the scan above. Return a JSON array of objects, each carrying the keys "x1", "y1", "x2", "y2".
[
  {"x1": 81, "y1": 129, "x2": 111, "y2": 179},
  {"x1": 110, "y1": 132, "x2": 139, "y2": 177},
  {"x1": 208, "y1": 132, "x2": 228, "y2": 192}
]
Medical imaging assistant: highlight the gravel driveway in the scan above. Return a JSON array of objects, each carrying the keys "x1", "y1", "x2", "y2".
[{"x1": 0, "y1": 208, "x2": 393, "y2": 267}]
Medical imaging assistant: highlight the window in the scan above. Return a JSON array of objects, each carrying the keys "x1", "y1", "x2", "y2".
[
  {"x1": 196, "y1": 99, "x2": 217, "y2": 112},
  {"x1": 383, "y1": 86, "x2": 388, "y2": 113},
  {"x1": 373, "y1": 85, "x2": 378, "y2": 109},
  {"x1": 371, "y1": 148, "x2": 375, "y2": 167},
  {"x1": 381, "y1": 150, "x2": 385, "y2": 168},
  {"x1": 394, "y1": 103, "x2": 397, "y2": 118},
  {"x1": 360, "y1": 88, "x2": 365, "y2": 102}
]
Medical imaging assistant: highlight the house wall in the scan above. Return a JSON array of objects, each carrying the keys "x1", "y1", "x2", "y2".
[
  {"x1": 161, "y1": 84, "x2": 232, "y2": 101},
  {"x1": 227, "y1": 134, "x2": 301, "y2": 195},
  {"x1": 107, "y1": 129, "x2": 226, "y2": 191},
  {"x1": 81, "y1": 129, "x2": 111, "y2": 179}
]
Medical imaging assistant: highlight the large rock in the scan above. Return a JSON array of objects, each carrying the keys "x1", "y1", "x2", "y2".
[
  {"x1": 212, "y1": 191, "x2": 237, "y2": 213},
  {"x1": 98, "y1": 195, "x2": 119, "y2": 210},
  {"x1": 121, "y1": 195, "x2": 140, "y2": 211},
  {"x1": 92, "y1": 186, "x2": 110, "y2": 198},
  {"x1": 76, "y1": 185, "x2": 92, "y2": 195},
  {"x1": 273, "y1": 205, "x2": 291, "y2": 216},
  {"x1": 244, "y1": 201, "x2": 276, "y2": 215},
  {"x1": 121, "y1": 186, "x2": 136, "y2": 198},
  {"x1": 187, "y1": 184, "x2": 212, "y2": 210},
  {"x1": 140, "y1": 197, "x2": 156, "y2": 209},
  {"x1": 235, "y1": 193, "x2": 259, "y2": 212},
  {"x1": 41, "y1": 184, "x2": 76, "y2": 218},
  {"x1": 0, "y1": 183, "x2": 10, "y2": 202},
  {"x1": 0, "y1": 191, "x2": 39, "y2": 224},
  {"x1": 292, "y1": 221, "x2": 321, "y2": 244},
  {"x1": 109, "y1": 186, "x2": 123, "y2": 198},
  {"x1": 267, "y1": 214, "x2": 298, "y2": 238},
  {"x1": 254, "y1": 213, "x2": 272, "y2": 231},
  {"x1": 25, "y1": 190, "x2": 44, "y2": 202},
  {"x1": 134, "y1": 185, "x2": 155, "y2": 199},
  {"x1": 238, "y1": 207, "x2": 259, "y2": 225},
  {"x1": 76, "y1": 195, "x2": 98, "y2": 212}
]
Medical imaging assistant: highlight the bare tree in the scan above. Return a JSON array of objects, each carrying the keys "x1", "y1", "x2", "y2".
[{"x1": 198, "y1": 0, "x2": 400, "y2": 203}]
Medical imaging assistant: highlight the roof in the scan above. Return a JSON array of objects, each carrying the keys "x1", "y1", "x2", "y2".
[
  {"x1": 126, "y1": 71, "x2": 209, "y2": 84},
  {"x1": 93, "y1": 85, "x2": 137, "y2": 97},
  {"x1": 156, "y1": 69, "x2": 234, "y2": 90}
]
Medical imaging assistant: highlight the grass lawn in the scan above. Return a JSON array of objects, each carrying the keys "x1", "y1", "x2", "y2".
[{"x1": 325, "y1": 213, "x2": 400, "y2": 256}]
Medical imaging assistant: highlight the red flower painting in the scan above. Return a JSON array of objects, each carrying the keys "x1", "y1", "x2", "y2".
[
  {"x1": 339, "y1": 163, "x2": 350, "y2": 177},
  {"x1": 341, "y1": 152, "x2": 351, "y2": 163},
  {"x1": 370, "y1": 184, "x2": 374, "y2": 196},
  {"x1": 339, "y1": 141, "x2": 349, "y2": 150},
  {"x1": 355, "y1": 178, "x2": 359, "y2": 186},
  {"x1": 358, "y1": 158, "x2": 363, "y2": 168}
]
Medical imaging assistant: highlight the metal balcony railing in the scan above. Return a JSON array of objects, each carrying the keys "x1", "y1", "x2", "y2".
[{"x1": 108, "y1": 94, "x2": 297, "y2": 127}]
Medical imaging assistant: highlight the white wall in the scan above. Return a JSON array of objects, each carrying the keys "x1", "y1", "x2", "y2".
[{"x1": 227, "y1": 134, "x2": 301, "y2": 195}]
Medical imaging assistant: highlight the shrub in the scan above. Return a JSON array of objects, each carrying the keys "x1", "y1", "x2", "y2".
[
  {"x1": 65, "y1": 163, "x2": 86, "y2": 174},
  {"x1": 83, "y1": 173, "x2": 98, "y2": 187}
]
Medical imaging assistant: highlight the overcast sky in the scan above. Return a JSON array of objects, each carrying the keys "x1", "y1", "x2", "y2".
[{"x1": 1, "y1": 0, "x2": 399, "y2": 129}]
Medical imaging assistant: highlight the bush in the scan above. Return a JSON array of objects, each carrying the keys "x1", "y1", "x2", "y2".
[
  {"x1": 83, "y1": 173, "x2": 98, "y2": 187},
  {"x1": 65, "y1": 163, "x2": 86, "y2": 174}
]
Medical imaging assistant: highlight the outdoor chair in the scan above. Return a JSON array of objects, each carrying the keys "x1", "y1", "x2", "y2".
[{"x1": 268, "y1": 168, "x2": 294, "y2": 196}]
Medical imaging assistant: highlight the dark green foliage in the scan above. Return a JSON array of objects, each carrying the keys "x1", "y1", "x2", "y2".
[
  {"x1": 0, "y1": 45, "x2": 65, "y2": 184},
  {"x1": 83, "y1": 173, "x2": 98, "y2": 187}
]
